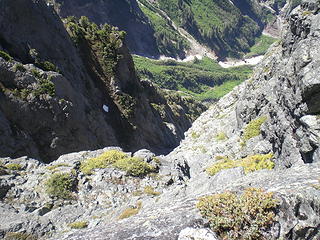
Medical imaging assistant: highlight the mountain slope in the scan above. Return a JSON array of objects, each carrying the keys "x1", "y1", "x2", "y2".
[
  {"x1": 49, "y1": 0, "x2": 290, "y2": 59},
  {"x1": 0, "y1": 0, "x2": 205, "y2": 162},
  {"x1": 1, "y1": 1, "x2": 319, "y2": 240}
]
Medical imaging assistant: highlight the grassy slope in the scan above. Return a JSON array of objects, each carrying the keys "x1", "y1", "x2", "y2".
[
  {"x1": 245, "y1": 35, "x2": 278, "y2": 57},
  {"x1": 138, "y1": 0, "x2": 190, "y2": 58},
  {"x1": 134, "y1": 56, "x2": 253, "y2": 102},
  {"x1": 157, "y1": 0, "x2": 261, "y2": 58}
]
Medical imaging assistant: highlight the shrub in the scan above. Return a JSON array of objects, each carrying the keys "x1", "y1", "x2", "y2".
[
  {"x1": 5, "y1": 163, "x2": 22, "y2": 171},
  {"x1": 14, "y1": 64, "x2": 26, "y2": 72},
  {"x1": 206, "y1": 153, "x2": 274, "y2": 176},
  {"x1": 197, "y1": 188, "x2": 279, "y2": 240},
  {"x1": 33, "y1": 78, "x2": 55, "y2": 97},
  {"x1": 68, "y1": 221, "x2": 88, "y2": 229},
  {"x1": 191, "y1": 131, "x2": 200, "y2": 139},
  {"x1": 113, "y1": 157, "x2": 155, "y2": 177},
  {"x1": 47, "y1": 163, "x2": 70, "y2": 171},
  {"x1": 36, "y1": 60, "x2": 60, "y2": 73},
  {"x1": 4, "y1": 232, "x2": 36, "y2": 240},
  {"x1": 215, "y1": 132, "x2": 227, "y2": 141},
  {"x1": 118, "y1": 201, "x2": 142, "y2": 219},
  {"x1": 0, "y1": 50, "x2": 13, "y2": 61},
  {"x1": 30, "y1": 69, "x2": 41, "y2": 79},
  {"x1": 243, "y1": 116, "x2": 267, "y2": 142},
  {"x1": 144, "y1": 186, "x2": 161, "y2": 196},
  {"x1": 80, "y1": 150, "x2": 127, "y2": 175},
  {"x1": 45, "y1": 173, "x2": 74, "y2": 199}
]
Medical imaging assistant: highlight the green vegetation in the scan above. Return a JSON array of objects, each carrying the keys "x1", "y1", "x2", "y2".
[
  {"x1": 65, "y1": 16, "x2": 125, "y2": 77},
  {"x1": 4, "y1": 232, "x2": 36, "y2": 240},
  {"x1": 12, "y1": 69, "x2": 55, "y2": 99},
  {"x1": 68, "y1": 221, "x2": 88, "y2": 229},
  {"x1": 191, "y1": 131, "x2": 200, "y2": 139},
  {"x1": 36, "y1": 60, "x2": 60, "y2": 73},
  {"x1": 5, "y1": 163, "x2": 22, "y2": 171},
  {"x1": 139, "y1": 1, "x2": 190, "y2": 57},
  {"x1": 134, "y1": 56, "x2": 252, "y2": 102},
  {"x1": 144, "y1": 186, "x2": 161, "y2": 196},
  {"x1": 47, "y1": 163, "x2": 70, "y2": 171},
  {"x1": 45, "y1": 172, "x2": 74, "y2": 199},
  {"x1": 197, "y1": 188, "x2": 279, "y2": 239},
  {"x1": 215, "y1": 132, "x2": 227, "y2": 141},
  {"x1": 245, "y1": 35, "x2": 278, "y2": 58},
  {"x1": 80, "y1": 150, "x2": 127, "y2": 175},
  {"x1": 113, "y1": 157, "x2": 155, "y2": 177},
  {"x1": 13, "y1": 64, "x2": 26, "y2": 72},
  {"x1": 156, "y1": 0, "x2": 261, "y2": 57},
  {"x1": 206, "y1": 153, "x2": 274, "y2": 176},
  {"x1": 81, "y1": 150, "x2": 155, "y2": 177},
  {"x1": 243, "y1": 116, "x2": 268, "y2": 142},
  {"x1": 0, "y1": 50, "x2": 13, "y2": 61},
  {"x1": 118, "y1": 201, "x2": 142, "y2": 219}
]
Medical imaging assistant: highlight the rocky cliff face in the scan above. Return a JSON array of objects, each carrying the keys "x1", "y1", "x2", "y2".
[
  {"x1": 0, "y1": 0, "x2": 205, "y2": 162},
  {"x1": 1, "y1": 0, "x2": 320, "y2": 240}
]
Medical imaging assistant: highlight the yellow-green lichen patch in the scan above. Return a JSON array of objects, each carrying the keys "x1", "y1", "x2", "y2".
[{"x1": 197, "y1": 188, "x2": 279, "y2": 240}]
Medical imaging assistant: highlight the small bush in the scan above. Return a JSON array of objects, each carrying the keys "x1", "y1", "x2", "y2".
[
  {"x1": 0, "y1": 50, "x2": 13, "y2": 61},
  {"x1": 118, "y1": 201, "x2": 142, "y2": 219},
  {"x1": 68, "y1": 221, "x2": 88, "y2": 229},
  {"x1": 144, "y1": 186, "x2": 161, "y2": 196},
  {"x1": 197, "y1": 188, "x2": 279, "y2": 240},
  {"x1": 36, "y1": 60, "x2": 60, "y2": 73},
  {"x1": 45, "y1": 173, "x2": 74, "y2": 199},
  {"x1": 113, "y1": 157, "x2": 155, "y2": 177},
  {"x1": 243, "y1": 116, "x2": 267, "y2": 142},
  {"x1": 30, "y1": 69, "x2": 41, "y2": 79},
  {"x1": 4, "y1": 232, "x2": 36, "y2": 240},
  {"x1": 5, "y1": 163, "x2": 22, "y2": 171},
  {"x1": 206, "y1": 153, "x2": 274, "y2": 176},
  {"x1": 34, "y1": 78, "x2": 55, "y2": 97},
  {"x1": 191, "y1": 131, "x2": 200, "y2": 139},
  {"x1": 215, "y1": 132, "x2": 227, "y2": 141},
  {"x1": 80, "y1": 150, "x2": 127, "y2": 175},
  {"x1": 47, "y1": 163, "x2": 70, "y2": 171},
  {"x1": 14, "y1": 64, "x2": 26, "y2": 72}
]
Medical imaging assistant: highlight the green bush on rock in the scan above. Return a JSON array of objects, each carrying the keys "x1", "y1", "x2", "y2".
[
  {"x1": 45, "y1": 172, "x2": 74, "y2": 199},
  {"x1": 80, "y1": 150, "x2": 127, "y2": 175},
  {"x1": 80, "y1": 150, "x2": 155, "y2": 177},
  {"x1": 206, "y1": 153, "x2": 274, "y2": 176},
  {"x1": 68, "y1": 221, "x2": 88, "y2": 229},
  {"x1": 243, "y1": 116, "x2": 267, "y2": 142},
  {"x1": 113, "y1": 157, "x2": 155, "y2": 177},
  {"x1": 197, "y1": 188, "x2": 279, "y2": 240},
  {"x1": 0, "y1": 50, "x2": 13, "y2": 61}
]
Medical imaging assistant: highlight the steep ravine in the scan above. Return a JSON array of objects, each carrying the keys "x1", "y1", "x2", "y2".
[{"x1": 0, "y1": 0, "x2": 205, "y2": 162}]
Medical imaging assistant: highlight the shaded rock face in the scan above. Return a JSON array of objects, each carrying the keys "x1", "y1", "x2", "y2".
[
  {"x1": 0, "y1": 0, "x2": 205, "y2": 162},
  {"x1": 51, "y1": 0, "x2": 160, "y2": 58}
]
